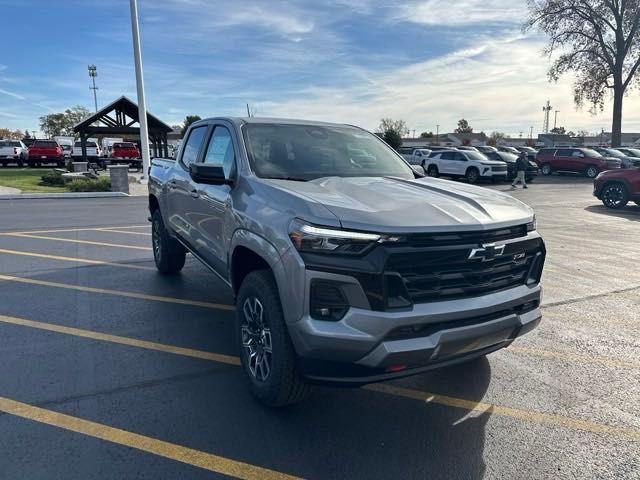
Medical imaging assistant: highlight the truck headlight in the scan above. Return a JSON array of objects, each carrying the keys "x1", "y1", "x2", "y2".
[
  {"x1": 289, "y1": 219, "x2": 395, "y2": 255},
  {"x1": 526, "y1": 215, "x2": 537, "y2": 232}
]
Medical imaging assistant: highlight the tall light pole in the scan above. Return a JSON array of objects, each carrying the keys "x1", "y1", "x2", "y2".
[
  {"x1": 87, "y1": 65, "x2": 98, "y2": 112},
  {"x1": 436, "y1": 124, "x2": 440, "y2": 145},
  {"x1": 554, "y1": 110, "x2": 560, "y2": 130},
  {"x1": 129, "y1": 0, "x2": 151, "y2": 183}
]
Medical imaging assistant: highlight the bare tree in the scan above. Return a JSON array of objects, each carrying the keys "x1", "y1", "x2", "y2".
[
  {"x1": 378, "y1": 118, "x2": 407, "y2": 136},
  {"x1": 488, "y1": 131, "x2": 506, "y2": 146},
  {"x1": 526, "y1": 0, "x2": 640, "y2": 146}
]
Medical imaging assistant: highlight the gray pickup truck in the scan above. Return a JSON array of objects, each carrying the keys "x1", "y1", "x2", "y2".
[{"x1": 149, "y1": 117, "x2": 545, "y2": 406}]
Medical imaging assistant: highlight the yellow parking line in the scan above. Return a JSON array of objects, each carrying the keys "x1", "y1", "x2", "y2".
[
  {"x1": 0, "y1": 274, "x2": 235, "y2": 311},
  {"x1": 363, "y1": 384, "x2": 640, "y2": 441},
  {"x1": 0, "y1": 225, "x2": 149, "y2": 235},
  {"x1": 506, "y1": 345, "x2": 640, "y2": 370},
  {"x1": 0, "y1": 248, "x2": 155, "y2": 271},
  {"x1": 0, "y1": 315, "x2": 239, "y2": 365},
  {"x1": 6, "y1": 233, "x2": 152, "y2": 251},
  {"x1": 0, "y1": 395, "x2": 298, "y2": 480},
  {"x1": 0, "y1": 313, "x2": 637, "y2": 441}
]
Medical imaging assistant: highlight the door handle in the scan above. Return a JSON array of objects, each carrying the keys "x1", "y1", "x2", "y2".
[{"x1": 190, "y1": 189, "x2": 200, "y2": 198}]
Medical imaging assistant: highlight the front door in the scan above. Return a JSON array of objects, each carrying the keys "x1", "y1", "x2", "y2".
[{"x1": 190, "y1": 124, "x2": 238, "y2": 276}]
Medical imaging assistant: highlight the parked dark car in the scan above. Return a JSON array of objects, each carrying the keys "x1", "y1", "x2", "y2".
[
  {"x1": 497, "y1": 145, "x2": 520, "y2": 154},
  {"x1": 616, "y1": 147, "x2": 640, "y2": 159},
  {"x1": 536, "y1": 147, "x2": 621, "y2": 178},
  {"x1": 593, "y1": 166, "x2": 640, "y2": 208},
  {"x1": 593, "y1": 147, "x2": 640, "y2": 168},
  {"x1": 475, "y1": 145, "x2": 498, "y2": 154},
  {"x1": 515, "y1": 146, "x2": 538, "y2": 161},
  {"x1": 27, "y1": 140, "x2": 64, "y2": 167},
  {"x1": 485, "y1": 151, "x2": 538, "y2": 182}
]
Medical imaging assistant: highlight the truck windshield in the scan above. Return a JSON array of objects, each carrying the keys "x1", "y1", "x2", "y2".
[{"x1": 242, "y1": 123, "x2": 414, "y2": 181}]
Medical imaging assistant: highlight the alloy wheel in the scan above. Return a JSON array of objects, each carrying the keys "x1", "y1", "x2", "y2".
[
  {"x1": 586, "y1": 166, "x2": 598, "y2": 178},
  {"x1": 241, "y1": 297, "x2": 273, "y2": 382},
  {"x1": 152, "y1": 219, "x2": 162, "y2": 263},
  {"x1": 602, "y1": 184, "x2": 626, "y2": 208}
]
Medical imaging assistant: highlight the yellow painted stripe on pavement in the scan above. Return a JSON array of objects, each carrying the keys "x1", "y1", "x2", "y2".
[
  {"x1": 0, "y1": 248, "x2": 154, "y2": 271},
  {"x1": 0, "y1": 315, "x2": 239, "y2": 365},
  {"x1": 0, "y1": 274, "x2": 234, "y2": 311},
  {"x1": 6, "y1": 233, "x2": 152, "y2": 251},
  {"x1": 507, "y1": 345, "x2": 640, "y2": 370},
  {"x1": 1, "y1": 313, "x2": 637, "y2": 441},
  {"x1": 1, "y1": 225, "x2": 148, "y2": 235},
  {"x1": 363, "y1": 383, "x2": 640, "y2": 441},
  {"x1": 0, "y1": 395, "x2": 298, "y2": 480}
]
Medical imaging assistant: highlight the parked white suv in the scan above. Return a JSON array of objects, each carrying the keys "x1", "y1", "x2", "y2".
[
  {"x1": 0, "y1": 139, "x2": 27, "y2": 167},
  {"x1": 424, "y1": 149, "x2": 508, "y2": 183}
]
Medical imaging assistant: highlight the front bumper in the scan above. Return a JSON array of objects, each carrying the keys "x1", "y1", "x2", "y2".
[{"x1": 289, "y1": 276, "x2": 542, "y2": 384}]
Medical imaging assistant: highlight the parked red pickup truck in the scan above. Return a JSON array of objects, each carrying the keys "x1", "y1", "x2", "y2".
[
  {"x1": 110, "y1": 142, "x2": 140, "y2": 160},
  {"x1": 27, "y1": 140, "x2": 64, "y2": 167},
  {"x1": 593, "y1": 166, "x2": 640, "y2": 209},
  {"x1": 536, "y1": 147, "x2": 621, "y2": 178}
]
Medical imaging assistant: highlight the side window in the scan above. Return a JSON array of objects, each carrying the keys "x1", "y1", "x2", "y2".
[
  {"x1": 440, "y1": 152, "x2": 453, "y2": 160},
  {"x1": 571, "y1": 150, "x2": 584, "y2": 157},
  {"x1": 203, "y1": 126, "x2": 236, "y2": 179},
  {"x1": 454, "y1": 152, "x2": 467, "y2": 161},
  {"x1": 555, "y1": 149, "x2": 571, "y2": 157},
  {"x1": 181, "y1": 126, "x2": 208, "y2": 167}
]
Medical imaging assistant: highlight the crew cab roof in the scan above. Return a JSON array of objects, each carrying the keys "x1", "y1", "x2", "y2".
[{"x1": 192, "y1": 117, "x2": 353, "y2": 129}]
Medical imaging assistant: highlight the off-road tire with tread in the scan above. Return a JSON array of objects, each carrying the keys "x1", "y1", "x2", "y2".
[{"x1": 151, "y1": 209, "x2": 186, "y2": 274}]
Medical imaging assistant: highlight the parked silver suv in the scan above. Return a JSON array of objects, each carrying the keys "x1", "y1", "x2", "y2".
[{"x1": 149, "y1": 118, "x2": 545, "y2": 406}]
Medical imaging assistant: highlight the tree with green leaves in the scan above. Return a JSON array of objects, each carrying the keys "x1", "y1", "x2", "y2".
[
  {"x1": 420, "y1": 131, "x2": 434, "y2": 138},
  {"x1": 39, "y1": 106, "x2": 91, "y2": 138},
  {"x1": 526, "y1": 0, "x2": 640, "y2": 147},
  {"x1": 383, "y1": 129, "x2": 403, "y2": 149},
  {"x1": 454, "y1": 119, "x2": 473, "y2": 133},
  {"x1": 181, "y1": 115, "x2": 202, "y2": 136}
]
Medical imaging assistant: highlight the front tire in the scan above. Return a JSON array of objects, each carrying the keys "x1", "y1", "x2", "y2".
[
  {"x1": 237, "y1": 270, "x2": 311, "y2": 407},
  {"x1": 151, "y1": 210, "x2": 186, "y2": 273},
  {"x1": 426, "y1": 164, "x2": 439, "y2": 177},
  {"x1": 585, "y1": 165, "x2": 599, "y2": 178},
  {"x1": 465, "y1": 167, "x2": 480, "y2": 184},
  {"x1": 601, "y1": 183, "x2": 628, "y2": 209},
  {"x1": 541, "y1": 163, "x2": 552, "y2": 175}
]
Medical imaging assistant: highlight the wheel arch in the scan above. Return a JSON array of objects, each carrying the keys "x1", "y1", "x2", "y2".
[{"x1": 229, "y1": 230, "x2": 302, "y2": 324}]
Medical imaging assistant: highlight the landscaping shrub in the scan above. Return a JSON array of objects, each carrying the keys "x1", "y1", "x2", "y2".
[
  {"x1": 39, "y1": 171, "x2": 67, "y2": 187},
  {"x1": 67, "y1": 178, "x2": 111, "y2": 192}
]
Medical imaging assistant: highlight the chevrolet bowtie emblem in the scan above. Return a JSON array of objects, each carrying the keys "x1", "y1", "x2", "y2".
[{"x1": 468, "y1": 243, "x2": 506, "y2": 261}]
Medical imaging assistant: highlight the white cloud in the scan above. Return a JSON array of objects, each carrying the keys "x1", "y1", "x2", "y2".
[{"x1": 398, "y1": 0, "x2": 526, "y2": 26}]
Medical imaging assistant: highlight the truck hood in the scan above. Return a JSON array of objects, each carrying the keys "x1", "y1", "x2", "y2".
[{"x1": 265, "y1": 176, "x2": 533, "y2": 233}]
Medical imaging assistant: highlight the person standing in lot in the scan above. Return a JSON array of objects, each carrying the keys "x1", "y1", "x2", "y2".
[{"x1": 511, "y1": 152, "x2": 529, "y2": 189}]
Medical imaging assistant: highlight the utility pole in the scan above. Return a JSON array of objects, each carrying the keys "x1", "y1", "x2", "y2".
[
  {"x1": 542, "y1": 100, "x2": 552, "y2": 133},
  {"x1": 554, "y1": 110, "x2": 560, "y2": 130},
  {"x1": 436, "y1": 124, "x2": 440, "y2": 145},
  {"x1": 246, "y1": 103, "x2": 251, "y2": 117},
  {"x1": 529, "y1": 126, "x2": 534, "y2": 145},
  {"x1": 87, "y1": 65, "x2": 98, "y2": 112},
  {"x1": 129, "y1": 0, "x2": 151, "y2": 183}
]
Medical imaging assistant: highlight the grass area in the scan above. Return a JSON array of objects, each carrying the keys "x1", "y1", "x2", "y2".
[{"x1": 0, "y1": 168, "x2": 68, "y2": 193}]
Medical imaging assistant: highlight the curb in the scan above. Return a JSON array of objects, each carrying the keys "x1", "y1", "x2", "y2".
[{"x1": 0, "y1": 192, "x2": 130, "y2": 200}]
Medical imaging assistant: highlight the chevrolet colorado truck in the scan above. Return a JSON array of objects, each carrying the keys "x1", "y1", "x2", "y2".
[{"x1": 149, "y1": 118, "x2": 545, "y2": 406}]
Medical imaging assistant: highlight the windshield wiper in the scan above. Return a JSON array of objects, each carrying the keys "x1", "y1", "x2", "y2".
[{"x1": 265, "y1": 176, "x2": 308, "y2": 182}]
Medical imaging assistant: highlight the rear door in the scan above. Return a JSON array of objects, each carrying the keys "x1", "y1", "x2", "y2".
[
  {"x1": 450, "y1": 151, "x2": 469, "y2": 175},
  {"x1": 190, "y1": 123, "x2": 238, "y2": 275},
  {"x1": 165, "y1": 124, "x2": 211, "y2": 247},
  {"x1": 554, "y1": 148, "x2": 572, "y2": 171},
  {"x1": 437, "y1": 151, "x2": 457, "y2": 174}
]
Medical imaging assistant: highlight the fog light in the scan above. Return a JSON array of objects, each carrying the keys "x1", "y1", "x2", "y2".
[{"x1": 310, "y1": 280, "x2": 349, "y2": 321}]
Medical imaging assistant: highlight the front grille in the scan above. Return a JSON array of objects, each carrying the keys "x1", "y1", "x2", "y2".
[
  {"x1": 385, "y1": 237, "x2": 543, "y2": 304},
  {"x1": 402, "y1": 225, "x2": 527, "y2": 247},
  {"x1": 491, "y1": 165, "x2": 507, "y2": 172}
]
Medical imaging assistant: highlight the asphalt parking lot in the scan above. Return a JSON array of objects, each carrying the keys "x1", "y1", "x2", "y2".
[{"x1": 0, "y1": 177, "x2": 638, "y2": 479}]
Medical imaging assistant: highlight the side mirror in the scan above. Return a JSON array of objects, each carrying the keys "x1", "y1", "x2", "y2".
[
  {"x1": 189, "y1": 163, "x2": 231, "y2": 185},
  {"x1": 412, "y1": 165, "x2": 426, "y2": 176}
]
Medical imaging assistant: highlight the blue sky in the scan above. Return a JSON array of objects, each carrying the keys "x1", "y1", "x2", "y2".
[{"x1": 1, "y1": 0, "x2": 639, "y2": 136}]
